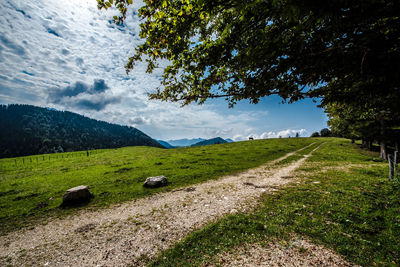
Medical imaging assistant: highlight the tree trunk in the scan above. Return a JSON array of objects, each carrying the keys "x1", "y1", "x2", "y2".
[
  {"x1": 380, "y1": 141, "x2": 387, "y2": 160},
  {"x1": 368, "y1": 140, "x2": 372, "y2": 151},
  {"x1": 351, "y1": 139, "x2": 355, "y2": 144}
]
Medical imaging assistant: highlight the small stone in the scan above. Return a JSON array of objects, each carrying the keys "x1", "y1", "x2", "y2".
[
  {"x1": 185, "y1": 187, "x2": 196, "y2": 192},
  {"x1": 75, "y1": 223, "x2": 96, "y2": 233},
  {"x1": 143, "y1": 176, "x2": 168, "y2": 188}
]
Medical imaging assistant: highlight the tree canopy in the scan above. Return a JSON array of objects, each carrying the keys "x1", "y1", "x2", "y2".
[
  {"x1": 98, "y1": 0, "x2": 400, "y2": 158},
  {"x1": 325, "y1": 101, "x2": 400, "y2": 158},
  {"x1": 98, "y1": 0, "x2": 400, "y2": 107}
]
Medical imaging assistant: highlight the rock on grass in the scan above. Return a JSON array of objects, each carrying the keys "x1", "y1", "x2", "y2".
[
  {"x1": 143, "y1": 176, "x2": 168, "y2": 188},
  {"x1": 61, "y1": 185, "x2": 93, "y2": 207}
]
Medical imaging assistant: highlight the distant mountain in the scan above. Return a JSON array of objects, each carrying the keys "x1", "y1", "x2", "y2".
[
  {"x1": 0, "y1": 104, "x2": 164, "y2": 158},
  {"x1": 191, "y1": 137, "x2": 228, "y2": 147},
  {"x1": 167, "y1": 138, "x2": 206, "y2": 147},
  {"x1": 157, "y1": 140, "x2": 174, "y2": 149},
  {"x1": 225, "y1": 138, "x2": 234, "y2": 143}
]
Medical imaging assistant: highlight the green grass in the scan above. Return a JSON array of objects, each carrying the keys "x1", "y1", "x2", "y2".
[
  {"x1": 0, "y1": 137, "x2": 317, "y2": 234},
  {"x1": 275, "y1": 141, "x2": 321, "y2": 166},
  {"x1": 149, "y1": 138, "x2": 400, "y2": 267}
]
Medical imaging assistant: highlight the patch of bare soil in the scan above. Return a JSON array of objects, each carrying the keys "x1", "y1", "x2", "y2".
[
  {"x1": 318, "y1": 163, "x2": 383, "y2": 174},
  {"x1": 214, "y1": 237, "x2": 359, "y2": 267},
  {"x1": 0, "y1": 143, "x2": 322, "y2": 267}
]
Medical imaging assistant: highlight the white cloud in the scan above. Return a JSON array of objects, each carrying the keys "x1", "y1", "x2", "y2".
[
  {"x1": 259, "y1": 129, "x2": 308, "y2": 139},
  {"x1": 233, "y1": 129, "x2": 308, "y2": 141}
]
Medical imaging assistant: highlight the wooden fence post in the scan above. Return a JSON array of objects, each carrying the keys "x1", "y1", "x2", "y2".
[{"x1": 388, "y1": 154, "x2": 394, "y2": 180}]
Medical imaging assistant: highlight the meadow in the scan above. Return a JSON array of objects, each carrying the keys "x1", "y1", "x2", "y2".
[
  {"x1": 149, "y1": 139, "x2": 400, "y2": 266},
  {"x1": 0, "y1": 137, "x2": 316, "y2": 234}
]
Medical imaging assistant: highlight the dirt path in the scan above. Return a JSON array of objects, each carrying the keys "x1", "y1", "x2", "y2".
[
  {"x1": 215, "y1": 237, "x2": 359, "y2": 267},
  {"x1": 1, "y1": 143, "x2": 322, "y2": 266}
]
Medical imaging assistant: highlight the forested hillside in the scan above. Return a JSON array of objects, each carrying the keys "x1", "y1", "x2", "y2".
[
  {"x1": 191, "y1": 137, "x2": 228, "y2": 147},
  {"x1": 0, "y1": 104, "x2": 163, "y2": 158}
]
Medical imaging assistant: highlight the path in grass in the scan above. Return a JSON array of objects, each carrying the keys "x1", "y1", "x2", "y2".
[
  {"x1": 0, "y1": 138, "x2": 316, "y2": 234},
  {"x1": 0, "y1": 142, "x2": 322, "y2": 266}
]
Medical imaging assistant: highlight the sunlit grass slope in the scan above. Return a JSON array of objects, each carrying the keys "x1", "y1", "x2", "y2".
[
  {"x1": 149, "y1": 138, "x2": 399, "y2": 267},
  {"x1": 0, "y1": 137, "x2": 317, "y2": 234}
]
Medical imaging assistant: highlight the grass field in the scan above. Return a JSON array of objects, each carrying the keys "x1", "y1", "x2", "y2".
[
  {"x1": 149, "y1": 138, "x2": 400, "y2": 266},
  {"x1": 0, "y1": 137, "x2": 317, "y2": 234}
]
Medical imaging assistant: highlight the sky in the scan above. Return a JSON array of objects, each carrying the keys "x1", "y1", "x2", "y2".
[{"x1": 0, "y1": 0, "x2": 328, "y2": 141}]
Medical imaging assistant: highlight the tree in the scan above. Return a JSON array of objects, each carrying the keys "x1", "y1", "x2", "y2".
[
  {"x1": 320, "y1": 128, "x2": 331, "y2": 137},
  {"x1": 311, "y1": 132, "x2": 320, "y2": 138},
  {"x1": 98, "y1": 0, "x2": 400, "y2": 108},
  {"x1": 98, "y1": 0, "x2": 400, "y2": 159},
  {"x1": 325, "y1": 102, "x2": 400, "y2": 159}
]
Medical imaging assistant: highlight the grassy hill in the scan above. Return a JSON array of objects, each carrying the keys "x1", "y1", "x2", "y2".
[
  {"x1": 149, "y1": 139, "x2": 399, "y2": 267},
  {"x1": 0, "y1": 137, "x2": 316, "y2": 233},
  {"x1": 0, "y1": 138, "x2": 399, "y2": 266}
]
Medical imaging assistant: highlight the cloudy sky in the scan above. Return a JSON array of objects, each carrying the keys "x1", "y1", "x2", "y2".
[{"x1": 0, "y1": 0, "x2": 328, "y2": 141}]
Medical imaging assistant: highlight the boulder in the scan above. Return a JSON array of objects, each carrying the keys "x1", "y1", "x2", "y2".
[
  {"x1": 62, "y1": 185, "x2": 92, "y2": 206},
  {"x1": 143, "y1": 175, "x2": 168, "y2": 188}
]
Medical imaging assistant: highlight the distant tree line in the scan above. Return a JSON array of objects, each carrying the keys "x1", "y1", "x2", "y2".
[
  {"x1": 324, "y1": 103, "x2": 399, "y2": 159},
  {"x1": 310, "y1": 128, "x2": 332, "y2": 138},
  {"x1": 0, "y1": 104, "x2": 163, "y2": 158}
]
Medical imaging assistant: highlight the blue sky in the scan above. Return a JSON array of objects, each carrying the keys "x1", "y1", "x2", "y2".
[{"x1": 0, "y1": 0, "x2": 328, "y2": 141}]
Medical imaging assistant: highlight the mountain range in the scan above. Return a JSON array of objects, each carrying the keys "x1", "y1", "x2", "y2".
[
  {"x1": 166, "y1": 138, "x2": 206, "y2": 147},
  {"x1": 0, "y1": 104, "x2": 237, "y2": 158},
  {"x1": 157, "y1": 137, "x2": 234, "y2": 148}
]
